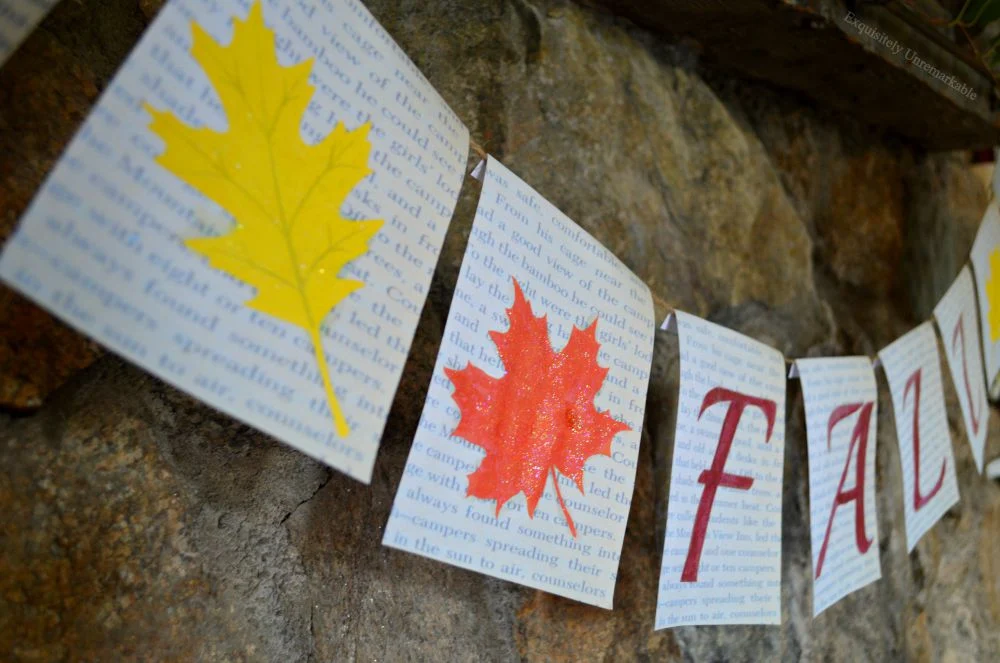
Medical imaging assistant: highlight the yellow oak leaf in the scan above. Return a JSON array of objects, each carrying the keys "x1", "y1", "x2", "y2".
[
  {"x1": 988, "y1": 248, "x2": 1000, "y2": 343},
  {"x1": 145, "y1": 1, "x2": 381, "y2": 436}
]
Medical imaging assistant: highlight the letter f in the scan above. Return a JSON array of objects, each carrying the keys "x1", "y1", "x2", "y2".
[{"x1": 681, "y1": 387, "x2": 777, "y2": 582}]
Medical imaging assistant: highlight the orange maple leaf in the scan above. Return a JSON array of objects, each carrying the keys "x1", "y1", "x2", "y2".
[{"x1": 444, "y1": 278, "x2": 629, "y2": 537}]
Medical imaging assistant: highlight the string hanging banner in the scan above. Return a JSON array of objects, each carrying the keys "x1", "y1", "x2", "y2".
[
  {"x1": 0, "y1": 0, "x2": 470, "y2": 483},
  {"x1": 655, "y1": 311, "x2": 786, "y2": 628},
  {"x1": 0, "y1": 0, "x2": 997, "y2": 631},
  {"x1": 792, "y1": 356, "x2": 881, "y2": 616},
  {"x1": 878, "y1": 322, "x2": 961, "y2": 552},
  {"x1": 384, "y1": 157, "x2": 654, "y2": 608}
]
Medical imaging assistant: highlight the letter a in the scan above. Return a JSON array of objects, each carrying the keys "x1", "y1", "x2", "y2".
[
  {"x1": 681, "y1": 387, "x2": 777, "y2": 582},
  {"x1": 814, "y1": 402, "x2": 874, "y2": 578},
  {"x1": 905, "y1": 369, "x2": 946, "y2": 510}
]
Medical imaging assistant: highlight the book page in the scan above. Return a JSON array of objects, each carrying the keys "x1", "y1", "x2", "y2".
[
  {"x1": 793, "y1": 356, "x2": 881, "y2": 616},
  {"x1": 0, "y1": 0, "x2": 469, "y2": 483},
  {"x1": 383, "y1": 157, "x2": 654, "y2": 609},
  {"x1": 878, "y1": 322, "x2": 960, "y2": 551},
  {"x1": 655, "y1": 311, "x2": 786, "y2": 628}
]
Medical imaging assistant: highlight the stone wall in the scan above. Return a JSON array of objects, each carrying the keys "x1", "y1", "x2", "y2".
[{"x1": 1, "y1": 0, "x2": 998, "y2": 660}]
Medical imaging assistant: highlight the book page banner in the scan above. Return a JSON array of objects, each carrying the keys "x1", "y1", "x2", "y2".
[
  {"x1": 0, "y1": 0, "x2": 469, "y2": 482},
  {"x1": 792, "y1": 357, "x2": 881, "y2": 616},
  {"x1": 933, "y1": 266, "x2": 989, "y2": 473},
  {"x1": 878, "y1": 322, "x2": 960, "y2": 551},
  {"x1": 383, "y1": 157, "x2": 654, "y2": 609},
  {"x1": 0, "y1": 0, "x2": 60, "y2": 66},
  {"x1": 969, "y1": 202, "x2": 1000, "y2": 400},
  {"x1": 655, "y1": 311, "x2": 786, "y2": 628}
]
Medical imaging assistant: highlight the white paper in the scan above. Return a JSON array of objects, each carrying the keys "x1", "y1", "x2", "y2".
[
  {"x1": 878, "y1": 322, "x2": 960, "y2": 551},
  {"x1": 933, "y1": 266, "x2": 989, "y2": 472},
  {"x1": 0, "y1": 0, "x2": 469, "y2": 482},
  {"x1": 0, "y1": 0, "x2": 59, "y2": 66},
  {"x1": 795, "y1": 357, "x2": 881, "y2": 616},
  {"x1": 655, "y1": 311, "x2": 786, "y2": 628},
  {"x1": 383, "y1": 157, "x2": 654, "y2": 609},
  {"x1": 969, "y1": 202, "x2": 1000, "y2": 399}
]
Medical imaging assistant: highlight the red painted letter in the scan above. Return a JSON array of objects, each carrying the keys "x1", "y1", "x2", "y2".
[
  {"x1": 904, "y1": 369, "x2": 946, "y2": 511},
  {"x1": 814, "y1": 402, "x2": 874, "y2": 578},
  {"x1": 681, "y1": 387, "x2": 777, "y2": 582},
  {"x1": 952, "y1": 315, "x2": 982, "y2": 435}
]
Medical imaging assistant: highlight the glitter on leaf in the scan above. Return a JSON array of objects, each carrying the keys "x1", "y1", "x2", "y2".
[{"x1": 444, "y1": 278, "x2": 629, "y2": 537}]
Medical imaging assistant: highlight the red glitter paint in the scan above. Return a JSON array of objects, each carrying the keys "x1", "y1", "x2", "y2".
[{"x1": 444, "y1": 278, "x2": 630, "y2": 538}]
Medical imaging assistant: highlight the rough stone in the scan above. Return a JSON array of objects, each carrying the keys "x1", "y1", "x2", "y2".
[
  {"x1": 1, "y1": 0, "x2": 998, "y2": 660},
  {"x1": 585, "y1": 0, "x2": 1000, "y2": 150}
]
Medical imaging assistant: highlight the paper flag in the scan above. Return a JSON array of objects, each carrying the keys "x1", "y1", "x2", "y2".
[
  {"x1": 878, "y1": 322, "x2": 960, "y2": 551},
  {"x1": 794, "y1": 357, "x2": 881, "y2": 616},
  {"x1": 933, "y1": 266, "x2": 989, "y2": 472},
  {"x1": 0, "y1": 0, "x2": 469, "y2": 482},
  {"x1": 0, "y1": 0, "x2": 59, "y2": 66},
  {"x1": 969, "y1": 202, "x2": 1000, "y2": 400},
  {"x1": 383, "y1": 157, "x2": 654, "y2": 609},
  {"x1": 655, "y1": 311, "x2": 786, "y2": 628}
]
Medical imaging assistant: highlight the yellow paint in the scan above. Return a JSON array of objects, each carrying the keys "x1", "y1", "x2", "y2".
[
  {"x1": 146, "y1": 1, "x2": 381, "y2": 436},
  {"x1": 988, "y1": 248, "x2": 1000, "y2": 343}
]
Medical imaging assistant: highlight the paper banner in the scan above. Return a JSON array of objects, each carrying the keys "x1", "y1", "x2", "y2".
[
  {"x1": 793, "y1": 357, "x2": 880, "y2": 616},
  {"x1": 933, "y1": 266, "x2": 989, "y2": 472},
  {"x1": 0, "y1": 0, "x2": 60, "y2": 66},
  {"x1": 383, "y1": 157, "x2": 654, "y2": 608},
  {"x1": 0, "y1": 0, "x2": 469, "y2": 482},
  {"x1": 655, "y1": 311, "x2": 786, "y2": 628},
  {"x1": 969, "y1": 202, "x2": 1000, "y2": 400},
  {"x1": 878, "y1": 322, "x2": 960, "y2": 551}
]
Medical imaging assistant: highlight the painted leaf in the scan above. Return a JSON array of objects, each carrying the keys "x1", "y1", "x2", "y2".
[
  {"x1": 444, "y1": 278, "x2": 629, "y2": 537},
  {"x1": 987, "y1": 247, "x2": 1000, "y2": 342},
  {"x1": 145, "y1": 1, "x2": 381, "y2": 436}
]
